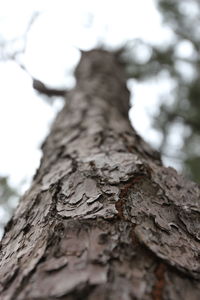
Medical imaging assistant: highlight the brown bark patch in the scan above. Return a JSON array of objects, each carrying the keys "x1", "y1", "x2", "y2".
[
  {"x1": 115, "y1": 175, "x2": 146, "y2": 219},
  {"x1": 152, "y1": 263, "x2": 166, "y2": 300}
]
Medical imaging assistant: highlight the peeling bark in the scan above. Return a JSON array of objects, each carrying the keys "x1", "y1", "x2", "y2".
[{"x1": 1, "y1": 49, "x2": 200, "y2": 300}]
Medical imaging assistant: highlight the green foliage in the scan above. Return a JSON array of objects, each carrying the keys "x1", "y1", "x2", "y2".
[
  {"x1": 0, "y1": 176, "x2": 19, "y2": 235},
  {"x1": 0, "y1": 176, "x2": 17, "y2": 203},
  {"x1": 124, "y1": 0, "x2": 200, "y2": 182},
  {"x1": 185, "y1": 156, "x2": 200, "y2": 183}
]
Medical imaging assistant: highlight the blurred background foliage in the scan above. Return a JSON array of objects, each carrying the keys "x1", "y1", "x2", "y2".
[
  {"x1": 125, "y1": 0, "x2": 200, "y2": 182},
  {"x1": 0, "y1": 0, "x2": 200, "y2": 236},
  {"x1": 0, "y1": 176, "x2": 19, "y2": 236}
]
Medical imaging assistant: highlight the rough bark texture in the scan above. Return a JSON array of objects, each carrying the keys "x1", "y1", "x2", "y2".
[{"x1": 1, "y1": 49, "x2": 200, "y2": 300}]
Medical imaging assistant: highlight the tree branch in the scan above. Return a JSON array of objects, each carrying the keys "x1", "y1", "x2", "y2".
[{"x1": 32, "y1": 79, "x2": 67, "y2": 97}]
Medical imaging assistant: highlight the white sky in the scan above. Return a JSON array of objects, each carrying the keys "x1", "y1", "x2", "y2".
[{"x1": 0, "y1": 0, "x2": 176, "y2": 192}]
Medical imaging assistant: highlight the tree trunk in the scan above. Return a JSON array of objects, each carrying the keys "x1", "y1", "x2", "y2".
[{"x1": 1, "y1": 49, "x2": 200, "y2": 300}]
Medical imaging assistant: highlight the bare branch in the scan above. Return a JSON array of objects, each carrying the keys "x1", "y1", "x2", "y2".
[{"x1": 32, "y1": 79, "x2": 67, "y2": 97}]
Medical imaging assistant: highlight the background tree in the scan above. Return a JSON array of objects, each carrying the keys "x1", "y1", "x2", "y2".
[{"x1": 125, "y1": 0, "x2": 200, "y2": 182}]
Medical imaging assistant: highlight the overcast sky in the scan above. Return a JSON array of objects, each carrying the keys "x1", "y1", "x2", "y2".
[{"x1": 0, "y1": 0, "x2": 177, "y2": 193}]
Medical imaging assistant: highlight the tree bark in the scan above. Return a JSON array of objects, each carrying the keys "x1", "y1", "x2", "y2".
[{"x1": 1, "y1": 49, "x2": 200, "y2": 300}]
